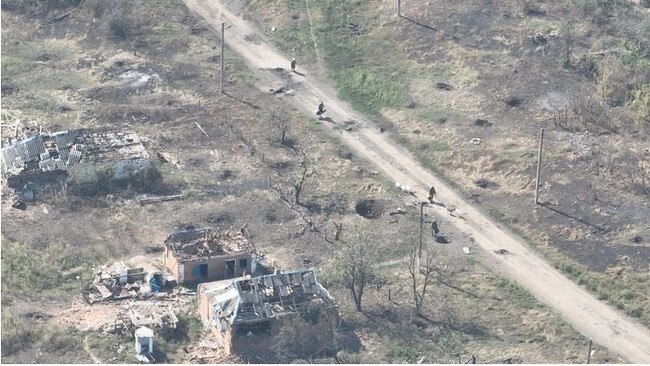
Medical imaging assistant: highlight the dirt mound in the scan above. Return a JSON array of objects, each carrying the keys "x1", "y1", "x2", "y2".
[{"x1": 355, "y1": 199, "x2": 386, "y2": 219}]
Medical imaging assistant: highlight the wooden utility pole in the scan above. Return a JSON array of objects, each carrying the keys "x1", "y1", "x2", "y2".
[
  {"x1": 397, "y1": 0, "x2": 401, "y2": 17},
  {"x1": 586, "y1": 339, "x2": 593, "y2": 364},
  {"x1": 220, "y1": 22, "x2": 226, "y2": 94},
  {"x1": 417, "y1": 201, "x2": 425, "y2": 268},
  {"x1": 534, "y1": 128, "x2": 545, "y2": 205}
]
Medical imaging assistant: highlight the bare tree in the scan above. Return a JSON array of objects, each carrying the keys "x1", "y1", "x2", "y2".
[
  {"x1": 270, "y1": 112, "x2": 290, "y2": 146},
  {"x1": 407, "y1": 245, "x2": 438, "y2": 313},
  {"x1": 334, "y1": 240, "x2": 376, "y2": 312},
  {"x1": 293, "y1": 154, "x2": 310, "y2": 206},
  {"x1": 560, "y1": 21, "x2": 574, "y2": 68}
]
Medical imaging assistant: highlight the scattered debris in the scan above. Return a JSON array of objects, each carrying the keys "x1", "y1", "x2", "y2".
[
  {"x1": 446, "y1": 205, "x2": 467, "y2": 220},
  {"x1": 389, "y1": 208, "x2": 407, "y2": 215},
  {"x1": 435, "y1": 82, "x2": 454, "y2": 91},
  {"x1": 462, "y1": 247, "x2": 472, "y2": 254},
  {"x1": 470, "y1": 138, "x2": 482, "y2": 145},
  {"x1": 474, "y1": 179, "x2": 495, "y2": 189},
  {"x1": 195, "y1": 122, "x2": 210, "y2": 138},
  {"x1": 395, "y1": 182, "x2": 417, "y2": 196},
  {"x1": 138, "y1": 194, "x2": 183, "y2": 205},
  {"x1": 128, "y1": 301, "x2": 178, "y2": 329},
  {"x1": 532, "y1": 32, "x2": 548, "y2": 45},
  {"x1": 474, "y1": 119, "x2": 492, "y2": 127},
  {"x1": 11, "y1": 200, "x2": 26, "y2": 210},
  {"x1": 334, "y1": 119, "x2": 359, "y2": 132},
  {"x1": 157, "y1": 152, "x2": 180, "y2": 168},
  {"x1": 120, "y1": 70, "x2": 160, "y2": 89},
  {"x1": 83, "y1": 260, "x2": 166, "y2": 304}
]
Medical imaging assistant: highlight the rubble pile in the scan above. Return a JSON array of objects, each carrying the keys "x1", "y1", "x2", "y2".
[{"x1": 83, "y1": 261, "x2": 167, "y2": 304}]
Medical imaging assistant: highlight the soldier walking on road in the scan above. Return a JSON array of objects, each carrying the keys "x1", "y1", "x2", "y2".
[
  {"x1": 428, "y1": 185, "x2": 437, "y2": 204},
  {"x1": 316, "y1": 102, "x2": 326, "y2": 119},
  {"x1": 431, "y1": 219, "x2": 440, "y2": 237}
]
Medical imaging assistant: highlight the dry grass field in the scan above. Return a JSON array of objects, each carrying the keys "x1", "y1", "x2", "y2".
[{"x1": 1, "y1": 0, "x2": 642, "y2": 363}]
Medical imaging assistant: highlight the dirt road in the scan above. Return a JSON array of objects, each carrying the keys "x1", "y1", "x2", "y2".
[{"x1": 183, "y1": 0, "x2": 650, "y2": 362}]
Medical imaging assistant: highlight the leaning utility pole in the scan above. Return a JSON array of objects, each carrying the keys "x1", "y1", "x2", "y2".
[
  {"x1": 220, "y1": 22, "x2": 226, "y2": 93},
  {"x1": 586, "y1": 340, "x2": 593, "y2": 364},
  {"x1": 534, "y1": 128, "x2": 545, "y2": 205},
  {"x1": 417, "y1": 201, "x2": 425, "y2": 267},
  {"x1": 396, "y1": 0, "x2": 401, "y2": 17}
]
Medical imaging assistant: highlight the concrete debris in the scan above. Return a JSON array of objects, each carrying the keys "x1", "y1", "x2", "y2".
[
  {"x1": 462, "y1": 247, "x2": 471, "y2": 254},
  {"x1": 395, "y1": 182, "x2": 417, "y2": 196},
  {"x1": 83, "y1": 260, "x2": 166, "y2": 304},
  {"x1": 128, "y1": 301, "x2": 178, "y2": 329},
  {"x1": 389, "y1": 208, "x2": 407, "y2": 215}
]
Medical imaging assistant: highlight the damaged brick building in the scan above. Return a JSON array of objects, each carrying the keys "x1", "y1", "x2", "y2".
[
  {"x1": 163, "y1": 226, "x2": 258, "y2": 285},
  {"x1": 197, "y1": 268, "x2": 339, "y2": 361},
  {"x1": 0, "y1": 129, "x2": 156, "y2": 197}
]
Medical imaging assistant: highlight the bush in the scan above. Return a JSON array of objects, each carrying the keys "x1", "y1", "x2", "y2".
[
  {"x1": 628, "y1": 83, "x2": 650, "y2": 124},
  {"x1": 1, "y1": 312, "x2": 39, "y2": 356}
]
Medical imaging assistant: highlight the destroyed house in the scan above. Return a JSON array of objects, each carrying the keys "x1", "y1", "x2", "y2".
[
  {"x1": 197, "y1": 268, "x2": 337, "y2": 356},
  {"x1": 163, "y1": 227, "x2": 256, "y2": 284},
  {"x1": 1, "y1": 129, "x2": 150, "y2": 188}
]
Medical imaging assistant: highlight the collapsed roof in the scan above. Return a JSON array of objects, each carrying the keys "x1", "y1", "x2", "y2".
[
  {"x1": 164, "y1": 226, "x2": 255, "y2": 261},
  {"x1": 199, "y1": 268, "x2": 334, "y2": 330},
  {"x1": 1, "y1": 129, "x2": 148, "y2": 176}
]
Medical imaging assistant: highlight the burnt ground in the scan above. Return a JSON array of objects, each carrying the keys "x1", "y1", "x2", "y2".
[{"x1": 246, "y1": 0, "x2": 650, "y2": 328}]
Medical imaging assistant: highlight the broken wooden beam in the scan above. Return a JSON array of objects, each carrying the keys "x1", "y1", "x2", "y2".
[
  {"x1": 138, "y1": 194, "x2": 183, "y2": 205},
  {"x1": 195, "y1": 122, "x2": 209, "y2": 138}
]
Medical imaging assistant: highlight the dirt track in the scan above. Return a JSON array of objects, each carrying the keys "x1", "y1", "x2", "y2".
[{"x1": 183, "y1": 0, "x2": 650, "y2": 362}]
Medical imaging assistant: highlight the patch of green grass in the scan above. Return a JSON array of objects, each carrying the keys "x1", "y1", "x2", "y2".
[
  {"x1": 152, "y1": 23, "x2": 176, "y2": 38},
  {"x1": 386, "y1": 345, "x2": 421, "y2": 363},
  {"x1": 155, "y1": 313, "x2": 204, "y2": 362},
  {"x1": 1, "y1": 55, "x2": 32, "y2": 75},
  {"x1": 1, "y1": 239, "x2": 94, "y2": 300},
  {"x1": 526, "y1": 20, "x2": 560, "y2": 33},
  {"x1": 332, "y1": 67, "x2": 407, "y2": 115},
  {"x1": 86, "y1": 332, "x2": 135, "y2": 363},
  {"x1": 496, "y1": 277, "x2": 542, "y2": 308},
  {"x1": 551, "y1": 257, "x2": 650, "y2": 326},
  {"x1": 628, "y1": 83, "x2": 650, "y2": 123},
  {"x1": 1, "y1": 310, "x2": 91, "y2": 363}
]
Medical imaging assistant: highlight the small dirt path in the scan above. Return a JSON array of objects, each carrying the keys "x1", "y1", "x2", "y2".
[
  {"x1": 183, "y1": 0, "x2": 650, "y2": 362},
  {"x1": 83, "y1": 335, "x2": 102, "y2": 364}
]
